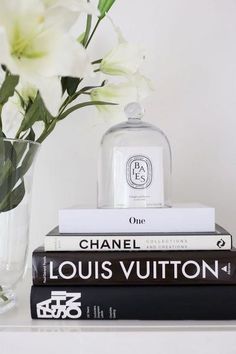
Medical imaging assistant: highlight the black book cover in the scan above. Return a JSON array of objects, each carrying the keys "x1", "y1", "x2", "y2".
[
  {"x1": 31, "y1": 285, "x2": 236, "y2": 320},
  {"x1": 33, "y1": 247, "x2": 236, "y2": 286},
  {"x1": 47, "y1": 224, "x2": 229, "y2": 236}
]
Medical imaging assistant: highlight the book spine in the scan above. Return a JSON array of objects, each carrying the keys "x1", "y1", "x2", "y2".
[
  {"x1": 31, "y1": 285, "x2": 236, "y2": 320},
  {"x1": 59, "y1": 207, "x2": 215, "y2": 233},
  {"x1": 32, "y1": 249, "x2": 236, "y2": 286},
  {"x1": 44, "y1": 234, "x2": 232, "y2": 251}
]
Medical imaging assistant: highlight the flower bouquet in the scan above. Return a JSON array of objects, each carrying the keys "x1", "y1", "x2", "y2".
[{"x1": 0, "y1": 0, "x2": 151, "y2": 312}]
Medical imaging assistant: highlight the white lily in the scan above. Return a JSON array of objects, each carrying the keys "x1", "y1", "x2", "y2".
[
  {"x1": 100, "y1": 43, "x2": 146, "y2": 76},
  {"x1": 91, "y1": 82, "x2": 138, "y2": 111},
  {"x1": 1, "y1": 100, "x2": 22, "y2": 138},
  {"x1": 91, "y1": 74, "x2": 153, "y2": 119},
  {"x1": 44, "y1": 0, "x2": 99, "y2": 15},
  {"x1": 0, "y1": 0, "x2": 92, "y2": 115},
  {"x1": 1, "y1": 81, "x2": 38, "y2": 138},
  {"x1": 100, "y1": 20, "x2": 145, "y2": 76},
  {"x1": 44, "y1": 0, "x2": 99, "y2": 30}
]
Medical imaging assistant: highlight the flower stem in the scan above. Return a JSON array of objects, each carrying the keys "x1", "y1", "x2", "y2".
[
  {"x1": 85, "y1": 18, "x2": 101, "y2": 48},
  {"x1": 36, "y1": 119, "x2": 57, "y2": 144},
  {"x1": 82, "y1": 15, "x2": 92, "y2": 47},
  {"x1": 0, "y1": 105, "x2": 3, "y2": 130},
  {"x1": 58, "y1": 101, "x2": 117, "y2": 120}
]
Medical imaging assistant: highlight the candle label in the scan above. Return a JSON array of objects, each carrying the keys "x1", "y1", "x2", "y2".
[
  {"x1": 126, "y1": 155, "x2": 152, "y2": 189},
  {"x1": 113, "y1": 146, "x2": 164, "y2": 207}
]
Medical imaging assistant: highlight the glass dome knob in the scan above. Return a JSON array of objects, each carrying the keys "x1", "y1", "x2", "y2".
[{"x1": 124, "y1": 102, "x2": 144, "y2": 120}]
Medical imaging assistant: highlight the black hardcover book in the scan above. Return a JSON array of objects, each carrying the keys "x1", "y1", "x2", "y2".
[
  {"x1": 31, "y1": 285, "x2": 236, "y2": 320},
  {"x1": 33, "y1": 247, "x2": 236, "y2": 286}
]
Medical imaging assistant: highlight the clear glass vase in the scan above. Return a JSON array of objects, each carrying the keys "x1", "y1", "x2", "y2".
[
  {"x1": 98, "y1": 103, "x2": 172, "y2": 208},
  {"x1": 0, "y1": 138, "x2": 39, "y2": 313}
]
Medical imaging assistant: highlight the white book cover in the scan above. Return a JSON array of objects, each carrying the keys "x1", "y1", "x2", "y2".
[
  {"x1": 44, "y1": 225, "x2": 231, "y2": 251},
  {"x1": 58, "y1": 203, "x2": 215, "y2": 234}
]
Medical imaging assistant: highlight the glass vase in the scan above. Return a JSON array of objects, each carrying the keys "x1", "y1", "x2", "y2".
[{"x1": 0, "y1": 138, "x2": 39, "y2": 313}]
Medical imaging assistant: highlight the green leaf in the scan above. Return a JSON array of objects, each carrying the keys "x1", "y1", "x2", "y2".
[
  {"x1": 0, "y1": 159, "x2": 12, "y2": 186},
  {"x1": 0, "y1": 139, "x2": 38, "y2": 213},
  {"x1": 0, "y1": 149, "x2": 37, "y2": 212},
  {"x1": 0, "y1": 75, "x2": 19, "y2": 106},
  {"x1": 4, "y1": 140, "x2": 17, "y2": 167},
  {"x1": 77, "y1": 32, "x2": 85, "y2": 44},
  {"x1": 0, "y1": 165, "x2": 21, "y2": 203},
  {"x1": 0, "y1": 136, "x2": 5, "y2": 165},
  {"x1": 19, "y1": 144, "x2": 38, "y2": 176},
  {"x1": 98, "y1": 0, "x2": 116, "y2": 19},
  {"x1": 18, "y1": 93, "x2": 53, "y2": 133},
  {"x1": 26, "y1": 128, "x2": 36, "y2": 142},
  {"x1": 0, "y1": 181, "x2": 25, "y2": 212},
  {"x1": 61, "y1": 77, "x2": 81, "y2": 96}
]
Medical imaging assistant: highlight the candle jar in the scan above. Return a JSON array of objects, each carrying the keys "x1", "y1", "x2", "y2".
[{"x1": 98, "y1": 103, "x2": 172, "y2": 208}]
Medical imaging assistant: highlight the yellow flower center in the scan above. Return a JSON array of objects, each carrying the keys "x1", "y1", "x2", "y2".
[{"x1": 11, "y1": 19, "x2": 46, "y2": 60}]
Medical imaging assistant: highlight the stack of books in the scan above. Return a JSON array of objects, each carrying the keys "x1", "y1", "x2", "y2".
[{"x1": 30, "y1": 204, "x2": 236, "y2": 320}]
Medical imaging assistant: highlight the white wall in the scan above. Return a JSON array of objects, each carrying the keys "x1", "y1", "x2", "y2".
[{"x1": 30, "y1": 0, "x2": 236, "y2": 252}]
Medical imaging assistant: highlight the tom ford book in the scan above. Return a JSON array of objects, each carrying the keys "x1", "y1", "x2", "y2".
[
  {"x1": 44, "y1": 224, "x2": 231, "y2": 251},
  {"x1": 32, "y1": 247, "x2": 236, "y2": 286},
  {"x1": 31, "y1": 285, "x2": 236, "y2": 320},
  {"x1": 59, "y1": 204, "x2": 215, "y2": 233}
]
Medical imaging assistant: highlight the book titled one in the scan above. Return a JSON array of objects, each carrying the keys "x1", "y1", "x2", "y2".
[
  {"x1": 32, "y1": 247, "x2": 236, "y2": 286},
  {"x1": 44, "y1": 225, "x2": 231, "y2": 251},
  {"x1": 31, "y1": 285, "x2": 236, "y2": 320},
  {"x1": 58, "y1": 204, "x2": 215, "y2": 234}
]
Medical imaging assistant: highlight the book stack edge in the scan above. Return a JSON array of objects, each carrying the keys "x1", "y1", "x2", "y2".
[{"x1": 30, "y1": 204, "x2": 236, "y2": 320}]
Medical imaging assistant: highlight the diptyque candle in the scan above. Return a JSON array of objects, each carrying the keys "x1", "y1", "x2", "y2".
[{"x1": 98, "y1": 103, "x2": 172, "y2": 208}]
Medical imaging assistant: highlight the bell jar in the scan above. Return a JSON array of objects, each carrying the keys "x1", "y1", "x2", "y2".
[{"x1": 98, "y1": 102, "x2": 172, "y2": 208}]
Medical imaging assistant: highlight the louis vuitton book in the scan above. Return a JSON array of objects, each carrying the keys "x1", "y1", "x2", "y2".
[{"x1": 33, "y1": 247, "x2": 235, "y2": 286}]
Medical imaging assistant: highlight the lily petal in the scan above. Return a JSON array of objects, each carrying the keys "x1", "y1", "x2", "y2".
[
  {"x1": 91, "y1": 82, "x2": 138, "y2": 115},
  {"x1": 100, "y1": 42, "x2": 146, "y2": 76},
  {"x1": 0, "y1": 28, "x2": 17, "y2": 73},
  {"x1": 34, "y1": 76, "x2": 62, "y2": 116},
  {"x1": 45, "y1": 7, "x2": 79, "y2": 31},
  {"x1": 44, "y1": 0, "x2": 99, "y2": 15},
  {"x1": 100, "y1": 18, "x2": 145, "y2": 76}
]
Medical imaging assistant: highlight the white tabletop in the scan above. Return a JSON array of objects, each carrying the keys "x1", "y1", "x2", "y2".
[{"x1": 1, "y1": 272, "x2": 236, "y2": 354}]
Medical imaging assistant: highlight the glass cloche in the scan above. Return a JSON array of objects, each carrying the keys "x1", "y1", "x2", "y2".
[{"x1": 98, "y1": 102, "x2": 172, "y2": 208}]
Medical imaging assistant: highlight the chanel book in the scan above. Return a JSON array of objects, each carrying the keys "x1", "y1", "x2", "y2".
[
  {"x1": 59, "y1": 204, "x2": 215, "y2": 233},
  {"x1": 32, "y1": 247, "x2": 235, "y2": 286},
  {"x1": 31, "y1": 285, "x2": 236, "y2": 320},
  {"x1": 44, "y1": 225, "x2": 231, "y2": 251}
]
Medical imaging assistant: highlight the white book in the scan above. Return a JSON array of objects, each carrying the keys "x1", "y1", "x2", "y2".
[
  {"x1": 44, "y1": 225, "x2": 231, "y2": 252},
  {"x1": 58, "y1": 204, "x2": 215, "y2": 234}
]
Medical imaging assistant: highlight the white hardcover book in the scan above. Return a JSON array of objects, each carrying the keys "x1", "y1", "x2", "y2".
[
  {"x1": 58, "y1": 204, "x2": 215, "y2": 234},
  {"x1": 44, "y1": 225, "x2": 231, "y2": 252}
]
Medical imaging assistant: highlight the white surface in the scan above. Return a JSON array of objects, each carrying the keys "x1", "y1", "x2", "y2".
[
  {"x1": 59, "y1": 204, "x2": 215, "y2": 233},
  {"x1": 1, "y1": 273, "x2": 236, "y2": 354}
]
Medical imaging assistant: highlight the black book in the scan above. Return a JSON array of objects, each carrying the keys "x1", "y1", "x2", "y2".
[
  {"x1": 31, "y1": 285, "x2": 236, "y2": 320},
  {"x1": 33, "y1": 247, "x2": 236, "y2": 286}
]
